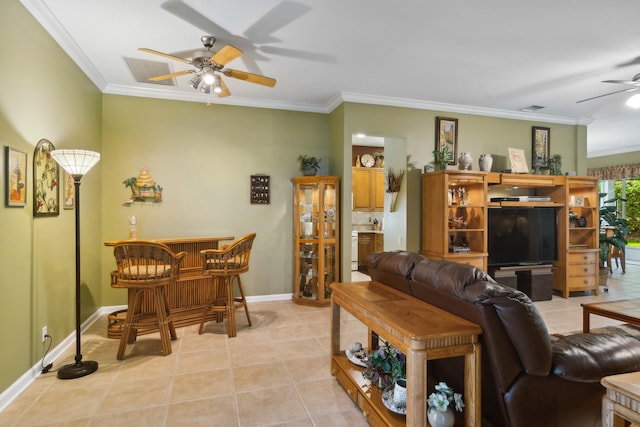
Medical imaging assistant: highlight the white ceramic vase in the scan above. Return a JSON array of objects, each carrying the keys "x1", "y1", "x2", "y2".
[
  {"x1": 479, "y1": 153, "x2": 493, "y2": 172},
  {"x1": 428, "y1": 407, "x2": 455, "y2": 427},
  {"x1": 458, "y1": 152, "x2": 472, "y2": 170}
]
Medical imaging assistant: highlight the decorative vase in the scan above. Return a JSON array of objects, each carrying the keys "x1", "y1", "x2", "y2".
[
  {"x1": 302, "y1": 168, "x2": 317, "y2": 176},
  {"x1": 393, "y1": 379, "x2": 407, "y2": 407},
  {"x1": 479, "y1": 153, "x2": 493, "y2": 172},
  {"x1": 428, "y1": 408, "x2": 455, "y2": 427},
  {"x1": 458, "y1": 152, "x2": 473, "y2": 170}
]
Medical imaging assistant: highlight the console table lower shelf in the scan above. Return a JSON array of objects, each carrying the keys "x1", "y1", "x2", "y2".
[{"x1": 332, "y1": 354, "x2": 406, "y2": 426}]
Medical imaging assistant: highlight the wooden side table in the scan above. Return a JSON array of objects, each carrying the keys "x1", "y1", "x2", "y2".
[
  {"x1": 330, "y1": 281, "x2": 482, "y2": 426},
  {"x1": 601, "y1": 371, "x2": 640, "y2": 427}
]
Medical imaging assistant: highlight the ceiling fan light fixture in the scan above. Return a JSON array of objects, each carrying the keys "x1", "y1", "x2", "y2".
[
  {"x1": 201, "y1": 84, "x2": 211, "y2": 94},
  {"x1": 203, "y1": 71, "x2": 215, "y2": 85},
  {"x1": 626, "y1": 94, "x2": 640, "y2": 109},
  {"x1": 188, "y1": 74, "x2": 202, "y2": 89},
  {"x1": 213, "y1": 75, "x2": 222, "y2": 94}
]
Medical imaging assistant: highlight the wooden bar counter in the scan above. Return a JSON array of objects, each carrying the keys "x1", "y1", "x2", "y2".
[{"x1": 105, "y1": 236, "x2": 234, "y2": 338}]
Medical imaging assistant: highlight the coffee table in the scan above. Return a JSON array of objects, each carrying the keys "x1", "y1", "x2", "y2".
[{"x1": 581, "y1": 299, "x2": 640, "y2": 333}]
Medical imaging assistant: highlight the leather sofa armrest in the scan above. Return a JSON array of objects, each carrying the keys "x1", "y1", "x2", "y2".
[{"x1": 552, "y1": 333, "x2": 640, "y2": 382}]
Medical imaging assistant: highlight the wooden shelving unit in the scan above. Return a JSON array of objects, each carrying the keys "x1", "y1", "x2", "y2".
[
  {"x1": 421, "y1": 171, "x2": 600, "y2": 298},
  {"x1": 291, "y1": 176, "x2": 339, "y2": 306}
]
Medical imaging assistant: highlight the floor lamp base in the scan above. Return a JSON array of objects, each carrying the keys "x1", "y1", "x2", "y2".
[{"x1": 57, "y1": 360, "x2": 98, "y2": 380}]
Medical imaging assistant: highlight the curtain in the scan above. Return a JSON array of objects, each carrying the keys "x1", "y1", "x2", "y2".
[{"x1": 587, "y1": 163, "x2": 640, "y2": 180}]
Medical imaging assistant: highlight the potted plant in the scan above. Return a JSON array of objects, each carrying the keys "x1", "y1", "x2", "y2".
[
  {"x1": 432, "y1": 145, "x2": 450, "y2": 171},
  {"x1": 599, "y1": 193, "x2": 628, "y2": 287},
  {"x1": 427, "y1": 382, "x2": 465, "y2": 427},
  {"x1": 298, "y1": 155, "x2": 321, "y2": 176},
  {"x1": 362, "y1": 341, "x2": 406, "y2": 390}
]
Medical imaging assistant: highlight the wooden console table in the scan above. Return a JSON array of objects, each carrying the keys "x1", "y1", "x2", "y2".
[
  {"x1": 601, "y1": 371, "x2": 640, "y2": 427},
  {"x1": 105, "y1": 236, "x2": 234, "y2": 337},
  {"x1": 330, "y1": 281, "x2": 482, "y2": 426}
]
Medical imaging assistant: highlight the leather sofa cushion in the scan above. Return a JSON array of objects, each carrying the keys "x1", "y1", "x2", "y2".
[
  {"x1": 366, "y1": 251, "x2": 425, "y2": 294},
  {"x1": 552, "y1": 333, "x2": 640, "y2": 382}
]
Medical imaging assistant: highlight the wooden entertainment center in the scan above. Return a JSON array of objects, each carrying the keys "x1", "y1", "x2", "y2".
[{"x1": 421, "y1": 171, "x2": 599, "y2": 298}]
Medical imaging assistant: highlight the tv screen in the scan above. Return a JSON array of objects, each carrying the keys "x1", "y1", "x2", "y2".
[{"x1": 487, "y1": 207, "x2": 558, "y2": 267}]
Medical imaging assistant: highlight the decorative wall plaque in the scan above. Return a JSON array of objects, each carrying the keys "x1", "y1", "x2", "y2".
[{"x1": 250, "y1": 175, "x2": 270, "y2": 204}]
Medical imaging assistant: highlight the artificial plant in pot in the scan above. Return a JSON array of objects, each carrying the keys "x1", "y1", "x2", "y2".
[
  {"x1": 298, "y1": 155, "x2": 321, "y2": 176},
  {"x1": 599, "y1": 193, "x2": 628, "y2": 287},
  {"x1": 432, "y1": 145, "x2": 451, "y2": 171}
]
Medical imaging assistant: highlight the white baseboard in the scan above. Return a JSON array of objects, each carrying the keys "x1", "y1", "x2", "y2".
[{"x1": 0, "y1": 295, "x2": 291, "y2": 411}]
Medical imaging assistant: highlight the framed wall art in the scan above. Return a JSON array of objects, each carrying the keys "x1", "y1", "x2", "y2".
[
  {"x1": 435, "y1": 116, "x2": 458, "y2": 165},
  {"x1": 33, "y1": 138, "x2": 60, "y2": 217},
  {"x1": 63, "y1": 170, "x2": 75, "y2": 209},
  {"x1": 5, "y1": 146, "x2": 27, "y2": 207},
  {"x1": 532, "y1": 126, "x2": 550, "y2": 168}
]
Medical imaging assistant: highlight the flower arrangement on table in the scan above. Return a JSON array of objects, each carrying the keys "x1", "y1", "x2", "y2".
[
  {"x1": 428, "y1": 382, "x2": 465, "y2": 413},
  {"x1": 361, "y1": 341, "x2": 406, "y2": 390}
]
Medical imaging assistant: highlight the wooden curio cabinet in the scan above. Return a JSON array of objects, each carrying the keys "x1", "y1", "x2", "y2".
[{"x1": 292, "y1": 176, "x2": 340, "y2": 306}]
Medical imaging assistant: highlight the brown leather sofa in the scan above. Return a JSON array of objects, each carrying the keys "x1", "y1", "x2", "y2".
[{"x1": 366, "y1": 251, "x2": 640, "y2": 427}]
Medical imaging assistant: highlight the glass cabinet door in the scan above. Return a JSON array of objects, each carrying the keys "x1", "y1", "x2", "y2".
[{"x1": 292, "y1": 176, "x2": 340, "y2": 306}]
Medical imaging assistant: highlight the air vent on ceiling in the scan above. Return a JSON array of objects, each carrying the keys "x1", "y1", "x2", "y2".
[
  {"x1": 520, "y1": 105, "x2": 546, "y2": 112},
  {"x1": 124, "y1": 57, "x2": 176, "y2": 86}
]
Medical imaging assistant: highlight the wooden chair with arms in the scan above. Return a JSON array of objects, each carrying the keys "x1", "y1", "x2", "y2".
[
  {"x1": 199, "y1": 233, "x2": 256, "y2": 337},
  {"x1": 112, "y1": 241, "x2": 186, "y2": 359}
]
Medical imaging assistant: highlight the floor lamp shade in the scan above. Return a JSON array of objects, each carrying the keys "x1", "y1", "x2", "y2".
[
  {"x1": 50, "y1": 149, "x2": 100, "y2": 176},
  {"x1": 50, "y1": 149, "x2": 100, "y2": 379}
]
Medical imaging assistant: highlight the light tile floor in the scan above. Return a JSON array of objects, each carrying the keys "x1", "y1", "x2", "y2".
[{"x1": 0, "y1": 264, "x2": 637, "y2": 426}]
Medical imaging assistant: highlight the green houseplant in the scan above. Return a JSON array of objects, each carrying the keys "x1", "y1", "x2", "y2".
[
  {"x1": 298, "y1": 155, "x2": 321, "y2": 176},
  {"x1": 432, "y1": 145, "x2": 451, "y2": 171},
  {"x1": 362, "y1": 341, "x2": 406, "y2": 390},
  {"x1": 599, "y1": 194, "x2": 628, "y2": 286}
]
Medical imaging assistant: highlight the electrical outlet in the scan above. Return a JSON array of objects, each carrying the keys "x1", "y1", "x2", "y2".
[{"x1": 41, "y1": 326, "x2": 47, "y2": 343}]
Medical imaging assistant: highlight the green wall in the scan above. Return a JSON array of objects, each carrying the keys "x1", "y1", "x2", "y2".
[
  {"x1": 0, "y1": 0, "x2": 102, "y2": 393},
  {"x1": 100, "y1": 95, "x2": 328, "y2": 304}
]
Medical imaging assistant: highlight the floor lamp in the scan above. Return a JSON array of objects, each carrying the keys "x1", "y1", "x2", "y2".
[{"x1": 50, "y1": 149, "x2": 101, "y2": 380}]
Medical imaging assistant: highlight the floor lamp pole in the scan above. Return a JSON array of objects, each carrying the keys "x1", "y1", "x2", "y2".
[{"x1": 57, "y1": 175, "x2": 98, "y2": 379}]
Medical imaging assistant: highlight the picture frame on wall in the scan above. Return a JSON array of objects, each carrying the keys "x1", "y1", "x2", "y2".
[
  {"x1": 5, "y1": 146, "x2": 27, "y2": 207},
  {"x1": 63, "y1": 170, "x2": 75, "y2": 210},
  {"x1": 436, "y1": 116, "x2": 458, "y2": 165},
  {"x1": 532, "y1": 126, "x2": 550, "y2": 168},
  {"x1": 33, "y1": 138, "x2": 60, "y2": 217}
]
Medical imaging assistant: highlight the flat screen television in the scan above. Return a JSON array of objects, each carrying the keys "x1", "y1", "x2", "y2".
[{"x1": 487, "y1": 207, "x2": 558, "y2": 267}]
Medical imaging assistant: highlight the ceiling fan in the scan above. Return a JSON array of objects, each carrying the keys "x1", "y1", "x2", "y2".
[
  {"x1": 139, "y1": 36, "x2": 276, "y2": 97},
  {"x1": 576, "y1": 73, "x2": 640, "y2": 103}
]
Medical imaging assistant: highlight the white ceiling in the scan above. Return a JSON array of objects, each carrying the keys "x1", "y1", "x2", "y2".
[{"x1": 21, "y1": 0, "x2": 640, "y2": 157}]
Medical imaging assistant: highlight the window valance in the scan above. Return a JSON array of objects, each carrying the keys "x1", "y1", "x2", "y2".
[{"x1": 587, "y1": 163, "x2": 640, "y2": 180}]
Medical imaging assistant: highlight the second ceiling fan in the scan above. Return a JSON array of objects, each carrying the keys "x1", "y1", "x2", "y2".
[
  {"x1": 139, "y1": 35, "x2": 276, "y2": 97},
  {"x1": 577, "y1": 73, "x2": 640, "y2": 104}
]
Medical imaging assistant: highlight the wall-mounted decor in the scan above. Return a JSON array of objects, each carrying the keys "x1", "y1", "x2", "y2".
[
  {"x1": 532, "y1": 126, "x2": 550, "y2": 168},
  {"x1": 435, "y1": 117, "x2": 458, "y2": 165},
  {"x1": 250, "y1": 175, "x2": 270, "y2": 204},
  {"x1": 123, "y1": 166, "x2": 162, "y2": 203},
  {"x1": 63, "y1": 170, "x2": 75, "y2": 209},
  {"x1": 5, "y1": 146, "x2": 27, "y2": 207},
  {"x1": 33, "y1": 139, "x2": 59, "y2": 216}
]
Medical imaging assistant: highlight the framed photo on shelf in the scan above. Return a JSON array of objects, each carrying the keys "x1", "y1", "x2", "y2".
[
  {"x1": 33, "y1": 138, "x2": 60, "y2": 217},
  {"x1": 5, "y1": 146, "x2": 27, "y2": 207},
  {"x1": 435, "y1": 116, "x2": 458, "y2": 165},
  {"x1": 532, "y1": 126, "x2": 550, "y2": 168}
]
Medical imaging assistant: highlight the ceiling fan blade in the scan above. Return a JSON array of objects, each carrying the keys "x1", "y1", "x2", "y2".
[
  {"x1": 139, "y1": 48, "x2": 192, "y2": 64},
  {"x1": 217, "y1": 76, "x2": 231, "y2": 98},
  {"x1": 148, "y1": 70, "x2": 192, "y2": 81},
  {"x1": 603, "y1": 79, "x2": 640, "y2": 86},
  {"x1": 211, "y1": 45, "x2": 243, "y2": 66},
  {"x1": 576, "y1": 87, "x2": 637, "y2": 103},
  {"x1": 223, "y1": 69, "x2": 276, "y2": 87}
]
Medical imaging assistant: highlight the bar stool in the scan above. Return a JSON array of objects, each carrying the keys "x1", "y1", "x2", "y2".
[
  {"x1": 113, "y1": 241, "x2": 186, "y2": 359},
  {"x1": 199, "y1": 233, "x2": 256, "y2": 337}
]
